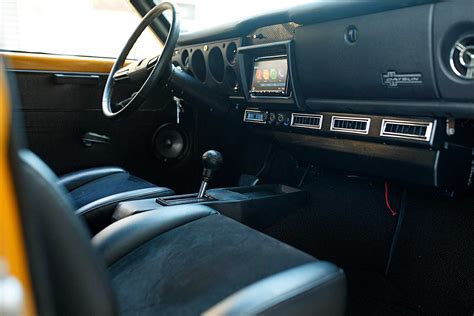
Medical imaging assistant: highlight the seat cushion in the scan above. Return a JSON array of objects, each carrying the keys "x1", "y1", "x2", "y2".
[{"x1": 93, "y1": 209, "x2": 346, "y2": 315}]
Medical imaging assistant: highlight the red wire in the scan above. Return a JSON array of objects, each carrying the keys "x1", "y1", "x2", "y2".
[{"x1": 384, "y1": 181, "x2": 397, "y2": 216}]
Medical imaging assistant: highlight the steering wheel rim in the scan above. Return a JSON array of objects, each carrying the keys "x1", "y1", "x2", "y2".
[{"x1": 102, "y1": 2, "x2": 180, "y2": 119}]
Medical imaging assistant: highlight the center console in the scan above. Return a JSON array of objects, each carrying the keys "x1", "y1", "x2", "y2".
[
  {"x1": 114, "y1": 184, "x2": 308, "y2": 230},
  {"x1": 110, "y1": 150, "x2": 309, "y2": 230}
]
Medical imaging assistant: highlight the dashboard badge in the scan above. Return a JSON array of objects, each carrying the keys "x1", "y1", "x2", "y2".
[{"x1": 382, "y1": 71, "x2": 423, "y2": 87}]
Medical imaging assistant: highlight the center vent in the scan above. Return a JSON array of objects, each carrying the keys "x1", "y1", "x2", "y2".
[
  {"x1": 330, "y1": 116, "x2": 370, "y2": 134},
  {"x1": 291, "y1": 113, "x2": 323, "y2": 129},
  {"x1": 380, "y1": 119, "x2": 434, "y2": 142}
]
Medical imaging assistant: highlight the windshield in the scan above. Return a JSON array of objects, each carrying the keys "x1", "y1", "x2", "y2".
[{"x1": 154, "y1": 0, "x2": 316, "y2": 33}]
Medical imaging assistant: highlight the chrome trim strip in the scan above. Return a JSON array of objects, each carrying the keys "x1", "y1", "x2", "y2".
[
  {"x1": 290, "y1": 113, "x2": 323, "y2": 130},
  {"x1": 330, "y1": 116, "x2": 371, "y2": 135},
  {"x1": 380, "y1": 119, "x2": 434, "y2": 142},
  {"x1": 433, "y1": 150, "x2": 440, "y2": 187}
]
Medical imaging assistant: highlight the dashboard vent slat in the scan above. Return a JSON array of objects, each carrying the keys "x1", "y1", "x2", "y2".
[
  {"x1": 330, "y1": 116, "x2": 371, "y2": 134},
  {"x1": 290, "y1": 113, "x2": 323, "y2": 130},
  {"x1": 380, "y1": 119, "x2": 434, "y2": 142}
]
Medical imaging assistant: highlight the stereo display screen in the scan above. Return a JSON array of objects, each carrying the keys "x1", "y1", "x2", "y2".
[{"x1": 250, "y1": 56, "x2": 289, "y2": 97}]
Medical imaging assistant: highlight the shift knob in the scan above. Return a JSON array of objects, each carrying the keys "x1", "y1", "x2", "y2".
[{"x1": 202, "y1": 150, "x2": 223, "y2": 180}]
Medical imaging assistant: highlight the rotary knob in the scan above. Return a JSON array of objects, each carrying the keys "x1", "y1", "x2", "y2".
[
  {"x1": 268, "y1": 112, "x2": 276, "y2": 123},
  {"x1": 277, "y1": 113, "x2": 285, "y2": 123}
]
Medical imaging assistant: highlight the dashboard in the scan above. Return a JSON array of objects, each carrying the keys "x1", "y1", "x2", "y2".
[{"x1": 171, "y1": 0, "x2": 474, "y2": 189}]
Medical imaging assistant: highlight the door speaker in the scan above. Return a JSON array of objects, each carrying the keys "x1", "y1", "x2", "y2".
[{"x1": 152, "y1": 123, "x2": 188, "y2": 162}]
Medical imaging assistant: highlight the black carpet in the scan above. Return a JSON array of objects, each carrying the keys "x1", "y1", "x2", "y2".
[
  {"x1": 387, "y1": 190, "x2": 474, "y2": 316},
  {"x1": 264, "y1": 171, "x2": 474, "y2": 315}
]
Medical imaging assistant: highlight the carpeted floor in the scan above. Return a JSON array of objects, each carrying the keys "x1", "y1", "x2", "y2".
[{"x1": 263, "y1": 171, "x2": 474, "y2": 315}]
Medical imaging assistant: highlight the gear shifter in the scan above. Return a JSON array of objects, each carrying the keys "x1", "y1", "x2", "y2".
[{"x1": 197, "y1": 150, "x2": 223, "y2": 198}]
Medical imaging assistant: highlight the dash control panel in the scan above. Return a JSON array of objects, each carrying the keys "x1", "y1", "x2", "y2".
[
  {"x1": 242, "y1": 107, "x2": 439, "y2": 146},
  {"x1": 243, "y1": 109, "x2": 291, "y2": 126}
]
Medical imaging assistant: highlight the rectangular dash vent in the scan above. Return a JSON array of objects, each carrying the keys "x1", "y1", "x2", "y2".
[
  {"x1": 330, "y1": 116, "x2": 371, "y2": 134},
  {"x1": 291, "y1": 113, "x2": 323, "y2": 129},
  {"x1": 380, "y1": 119, "x2": 434, "y2": 142}
]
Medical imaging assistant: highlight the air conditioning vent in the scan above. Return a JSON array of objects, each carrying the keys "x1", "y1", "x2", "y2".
[
  {"x1": 330, "y1": 116, "x2": 370, "y2": 134},
  {"x1": 380, "y1": 119, "x2": 434, "y2": 142},
  {"x1": 291, "y1": 113, "x2": 322, "y2": 129},
  {"x1": 450, "y1": 35, "x2": 474, "y2": 80}
]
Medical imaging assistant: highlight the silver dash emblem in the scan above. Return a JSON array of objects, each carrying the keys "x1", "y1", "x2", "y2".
[{"x1": 382, "y1": 71, "x2": 423, "y2": 87}]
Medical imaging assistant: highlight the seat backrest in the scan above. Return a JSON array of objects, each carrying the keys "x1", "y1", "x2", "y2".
[{"x1": 3, "y1": 59, "x2": 117, "y2": 315}]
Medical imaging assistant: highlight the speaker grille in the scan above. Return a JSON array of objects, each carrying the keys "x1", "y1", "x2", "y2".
[{"x1": 152, "y1": 124, "x2": 187, "y2": 162}]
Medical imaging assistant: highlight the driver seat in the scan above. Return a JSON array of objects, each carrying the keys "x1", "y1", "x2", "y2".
[{"x1": 58, "y1": 167, "x2": 174, "y2": 228}]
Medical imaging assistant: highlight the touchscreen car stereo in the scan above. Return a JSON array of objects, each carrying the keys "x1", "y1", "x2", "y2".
[{"x1": 250, "y1": 56, "x2": 289, "y2": 97}]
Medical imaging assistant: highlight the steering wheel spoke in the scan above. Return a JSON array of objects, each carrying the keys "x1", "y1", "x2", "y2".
[
  {"x1": 102, "y1": 2, "x2": 179, "y2": 119},
  {"x1": 113, "y1": 55, "x2": 160, "y2": 83},
  {"x1": 113, "y1": 64, "x2": 133, "y2": 81},
  {"x1": 115, "y1": 92, "x2": 138, "y2": 109},
  {"x1": 113, "y1": 66, "x2": 131, "y2": 81},
  {"x1": 147, "y1": 55, "x2": 160, "y2": 69}
]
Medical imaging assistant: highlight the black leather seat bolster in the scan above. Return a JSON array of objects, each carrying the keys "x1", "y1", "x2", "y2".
[
  {"x1": 205, "y1": 261, "x2": 347, "y2": 316},
  {"x1": 15, "y1": 150, "x2": 119, "y2": 315},
  {"x1": 92, "y1": 205, "x2": 218, "y2": 266},
  {"x1": 58, "y1": 167, "x2": 127, "y2": 191},
  {"x1": 75, "y1": 187, "x2": 174, "y2": 217}
]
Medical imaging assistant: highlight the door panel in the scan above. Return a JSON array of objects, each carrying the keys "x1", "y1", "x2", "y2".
[
  {"x1": 3, "y1": 53, "x2": 198, "y2": 192},
  {"x1": 3, "y1": 52, "x2": 124, "y2": 73}
]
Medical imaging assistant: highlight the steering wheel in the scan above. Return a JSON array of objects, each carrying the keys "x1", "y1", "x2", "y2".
[{"x1": 102, "y1": 2, "x2": 180, "y2": 119}]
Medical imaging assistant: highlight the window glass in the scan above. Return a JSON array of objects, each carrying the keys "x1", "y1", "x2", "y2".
[
  {"x1": 154, "y1": 0, "x2": 316, "y2": 33},
  {"x1": 0, "y1": 0, "x2": 163, "y2": 60}
]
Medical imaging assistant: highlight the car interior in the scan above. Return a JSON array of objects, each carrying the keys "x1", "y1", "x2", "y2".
[{"x1": 1, "y1": 0, "x2": 473, "y2": 315}]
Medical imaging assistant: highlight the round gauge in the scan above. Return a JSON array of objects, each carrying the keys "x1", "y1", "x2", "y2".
[
  {"x1": 191, "y1": 49, "x2": 206, "y2": 82},
  {"x1": 181, "y1": 49, "x2": 189, "y2": 68},
  {"x1": 226, "y1": 42, "x2": 238, "y2": 65},
  {"x1": 209, "y1": 47, "x2": 225, "y2": 83},
  {"x1": 225, "y1": 67, "x2": 239, "y2": 92}
]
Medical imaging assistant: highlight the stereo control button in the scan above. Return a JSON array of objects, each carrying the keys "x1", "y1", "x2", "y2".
[
  {"x1": 268, "y1": 113, "x2": 276, "y2": 123},
  {"x1": 277, "y1": 113, "x2": 285, "y2": 123}
]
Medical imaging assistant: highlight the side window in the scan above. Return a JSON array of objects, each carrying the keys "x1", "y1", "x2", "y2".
[{"x1": 0, "y1": 0, "x2": 163, "y2": 60}]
